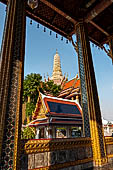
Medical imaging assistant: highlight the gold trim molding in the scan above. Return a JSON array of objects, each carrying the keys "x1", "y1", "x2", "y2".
[
  {"x1": 21, "y1": 138, "x2": 91, "y2": 154},
  {"x1": 105, "y1": 137, "x2": 113, "y2": 145}
]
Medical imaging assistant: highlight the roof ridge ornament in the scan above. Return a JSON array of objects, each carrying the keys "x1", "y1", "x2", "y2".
[{"x1": 56, "y1": 49, "x2": 58, "y2": 54}]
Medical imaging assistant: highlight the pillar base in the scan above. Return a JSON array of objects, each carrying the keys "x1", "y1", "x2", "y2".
[
  {"x1": 93, "y1": 157, "x2": 108, "y2": 167},
  {"x1": 92, "y1": 162, "x2": 113, "y2": 170}
]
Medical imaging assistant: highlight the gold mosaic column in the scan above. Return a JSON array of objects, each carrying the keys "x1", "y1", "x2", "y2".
[
  {"x1": 75, "y1": 22, "x2": 107, "y2": 166},
  {"x1": 0, "y1": 0, "x2": 26, "y2": 169}
]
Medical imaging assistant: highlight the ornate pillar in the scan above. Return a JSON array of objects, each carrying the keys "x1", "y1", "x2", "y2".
[
  {"x1": 75, "y1": 22, "x2": 107, "y2": 166},
  {"x1": 52, "y1": 126, "x2": 56, "y2": 138},
  {"x1": 74, "y1": 28, "x2": 91, "y2": 138},
  {"x1": 0, "y1": 0, "x2": 26, "y2": 169},
  {"x1": 45, "y1": 127, "x2": 48, "y2": 138},
  {"x1": 36, "y1": 127, "x2": 40, "y2": 139},
  {"x1": 66, "y1": 126, "x2": 70, "y2": 138},
  {"x1": 48, "y1": 127, "x2": 53, "y2": 138}
]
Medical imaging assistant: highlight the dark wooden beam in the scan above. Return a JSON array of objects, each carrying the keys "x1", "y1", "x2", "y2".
[
  {"x1": 40, "y1": 0, "x2": 110, "y2": 39},
  {"x1": 40, "y1": 0, "x2": 77, "y2": 25},
  {"x1": 51, "y1": 12, "x2": 57, "y2": 25},
  {"x1": 85, "y1": 0, "x2": 113, "y2": 22},
  {"x1": 26, "y1": 10, "x2": 68, "y2": 38},
  {"x1": 89, "y1": 21, "x2": 109, "y2": 36},
  {"x1": 85, "y1": 0, "x2": 112, "y2": 36}
]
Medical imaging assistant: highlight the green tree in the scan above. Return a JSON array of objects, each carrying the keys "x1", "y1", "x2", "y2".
[
  {"x1": 21, "y1": 127, "x2": 36, "y2": 139},
  {"x1": 42, "y1": 80, "x2": 61, "y2": 96},
  {"x1": 23, "y1": 73, "x2": 43, "y2": 119},
  {"x1": 23, "y1": 73, "x2": 42, "y2": 104},
  {"x1": 107, "y1": 121, "x2": 112, "y2": 125},
  {"x1": 26, "y1": 102, "x2": 36, "y2": 117},
  {"x1": 23, "y1": 74, "x2": 61, "y2": 119}
]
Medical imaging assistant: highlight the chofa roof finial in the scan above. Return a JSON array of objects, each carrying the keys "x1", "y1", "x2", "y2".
[{"x1": 56, "y1": 49, "x2": 58, "y2": 54}]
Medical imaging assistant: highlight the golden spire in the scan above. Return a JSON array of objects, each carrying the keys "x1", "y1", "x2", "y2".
[{"x1": 51, "y1": 50, "x2": 63, "y2": 85}]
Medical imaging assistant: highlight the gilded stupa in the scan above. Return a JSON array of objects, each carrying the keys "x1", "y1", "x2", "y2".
[{"x1": 51, "y1": 49, "x2": 64, "y2": 85}]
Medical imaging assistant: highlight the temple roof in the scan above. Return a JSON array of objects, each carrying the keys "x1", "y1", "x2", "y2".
[
  {"x1": 63, "y1": 78, "x2": 80, "y2": 90},
  {"x1": 44, "y1": 96, "x2": 82, "y2": 117},
  {"x1": 41, "y1": 93, "x2": 82, "y2": 116},
  {"x1": 29, "y1": 92, "x2": 82, "y2": 126},
  {"x1": 28, "y1": 117, "x2": 82, "y2": 126},
  {"x1": 58, "y1": 75, "x2": 81, "y2": 99},
  {"x1": 28, "y1": 118, "x2": 48, "y2": 126}
]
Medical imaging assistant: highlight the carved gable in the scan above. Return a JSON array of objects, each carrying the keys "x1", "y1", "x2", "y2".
[{"x1": 33, "y1": 93, "x2": 47, "y2": 120}]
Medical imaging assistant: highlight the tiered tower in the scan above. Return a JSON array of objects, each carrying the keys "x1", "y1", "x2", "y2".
[{"x1": 51, "y1": 50, "x2": 63, "y2": 85}]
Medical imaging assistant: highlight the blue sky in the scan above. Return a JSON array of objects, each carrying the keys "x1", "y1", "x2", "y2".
[{"x1": 0, "y1": 3, "x2": 113, "y2": 120}]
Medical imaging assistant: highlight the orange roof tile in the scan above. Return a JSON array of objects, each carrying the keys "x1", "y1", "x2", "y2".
[
  {"x1": 63, "y1": 79, "x2": 80, "y2": 90},
  {"x1": 63, "y1": 79, "x2": 75, "y2": 90},
  {"x1": 74, "y1": 79, "x2": 80, "y2": 88}
]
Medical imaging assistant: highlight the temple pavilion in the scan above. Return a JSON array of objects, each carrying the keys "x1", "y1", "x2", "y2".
[
  {"x1": 28, "y1": 92, "x2": 82, "y2": 139},
  {"x1": 26, "y1": 50, "x2": 83, "y2": 139}
]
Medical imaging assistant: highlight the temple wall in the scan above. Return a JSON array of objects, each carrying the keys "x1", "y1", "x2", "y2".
[
  {"x1": 20, "y1": 138, "x2": 93, "y2": 170},
  {"x1": 105, "y1": 137, "x2": 113, "y2": 164},
  {"x1": 20, "y1": 137, "x2": 113, "y2": 170}
]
